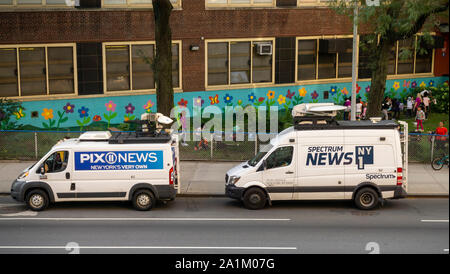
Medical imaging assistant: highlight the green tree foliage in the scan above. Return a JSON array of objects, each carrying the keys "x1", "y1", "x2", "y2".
[
  {"x1": 0, "y1": 98, "x2": 24, "y2": 130},
  {"x1": 330, "y1": 0, "x2": 449, "y2": 118}
]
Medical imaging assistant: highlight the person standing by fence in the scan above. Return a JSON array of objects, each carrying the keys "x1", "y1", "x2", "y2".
[
  {"x1": 435, "y1": 121, "x2": 448, "y2": 152},
  {"x1": 406, "y1": 97, "x2": 413, "y2": 117},
  {"x1": 415, "y1": 106, "x2": 425, "y2": 132}
]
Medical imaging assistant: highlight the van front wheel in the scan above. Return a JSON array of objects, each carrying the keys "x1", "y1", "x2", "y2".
[
  {"x1": 132, "y1": 190, "x2": 155, "y2": 211},
  {"x1": 26, "y1": 189, "x2": 49, "y2": 211},
  {"x1": 354, "y1": 187, "x2": 379, "y2": 210},
  {"x1": 243, "y1": 188, "x2": 267, "y2": 210}
]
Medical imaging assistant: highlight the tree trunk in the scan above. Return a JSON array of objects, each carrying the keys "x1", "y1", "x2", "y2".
[
  {"x1": 366, "y1": 39, "x2": 395, "y2": 118},
  {"x1": 153, "y1": 0, "x2": 174, "y2": 116}
]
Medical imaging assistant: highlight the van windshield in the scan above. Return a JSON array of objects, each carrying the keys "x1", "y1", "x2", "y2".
[{"x1": 248, "y1": 143, "x2": 273, "y2": 166}]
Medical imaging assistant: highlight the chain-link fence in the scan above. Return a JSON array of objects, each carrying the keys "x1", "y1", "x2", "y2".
[{"x1": 0, "y1": 130, "x2": 448, "y2": 163}]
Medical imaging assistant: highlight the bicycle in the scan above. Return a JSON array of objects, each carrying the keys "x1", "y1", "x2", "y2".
[{"x1": 431, "y1": 154, "x2": 449, "y2": 170}]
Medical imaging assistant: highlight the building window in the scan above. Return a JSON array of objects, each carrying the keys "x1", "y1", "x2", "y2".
[
  {"x1": 415, "y1": 36, "x2": 434, "y2": 74},
  {"x1": 358, "y1": 34, "x2": 434, "y2": 79},
  {"x1": 207, "y1": 39, "x2": 274, "y2": 87},
  {"x1": 297, "y1": 0, "x2": 331, "y2": 6},
  {"x1": 103, "y1": 41, "x2": 181, "y2": 93},
  {"x1": 206, "y1": 0, "x2": 274, "y2": 7},
  {"x1": 0, "y1": 44, "x2": 76, "y2": 98},
  {"x1": 0, "y1": 0, "x2": 70, "y2": 6},
  {"x1": 296, "y1": 37, "x2": 353, "y2": 82},
  {"x1": 102, "y1": 0, "x2": 181, "y2": 8}
]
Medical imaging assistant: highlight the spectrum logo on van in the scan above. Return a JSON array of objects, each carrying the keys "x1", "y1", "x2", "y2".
[{"x1": 74, "y1": 151, "x2": 163, "y2": 171}]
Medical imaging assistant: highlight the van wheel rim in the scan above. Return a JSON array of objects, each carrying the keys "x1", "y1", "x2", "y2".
[
  {"x1": 30, "y1": 194, "x2": 43, "y2": 208},
  {"x1": 360, "y1": 193, "x2": 374, "y2": 207},
  {"x1": 249, "y1": 194, "x2": 261, "y2": 204},
  {"x1": 137, "y1": 194, "x2": 150, "y2": 207}
]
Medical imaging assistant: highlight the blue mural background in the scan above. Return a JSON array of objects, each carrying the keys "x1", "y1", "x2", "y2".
[{"x1": 11, "y1": 76, "x2": 448, "y2": 130}]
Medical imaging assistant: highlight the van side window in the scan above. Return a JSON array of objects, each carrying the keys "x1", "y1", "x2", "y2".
[
  {"x1": 38, "y1": 151, "x2": 69, "y2": 174},
  {"x1": 266, "y1": 146, "x2": 293, "y2": 170}
]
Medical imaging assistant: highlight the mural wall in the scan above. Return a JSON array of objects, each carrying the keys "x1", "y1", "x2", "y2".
[{"x1": 8, "y1": 76, "x2": 449, "y2": 131}]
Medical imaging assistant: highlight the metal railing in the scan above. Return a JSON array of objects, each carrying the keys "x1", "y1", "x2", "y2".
[{"x1": 0, "y1": 130, "x2": 448, "y2": 163}]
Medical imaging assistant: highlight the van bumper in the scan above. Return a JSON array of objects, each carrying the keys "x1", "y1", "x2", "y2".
[
  {"x1": 10, "y1": 180, "x2": 25, "y2": 202},
  {"x1": 155, "y1": 185, "x2": 177, "y2": 200},
  {"x1": 225, "y1": 184, "x2": 245, "y2": 200},
  {"x1": 393, "y1": 186, "x2": 407, "y2": 199}
]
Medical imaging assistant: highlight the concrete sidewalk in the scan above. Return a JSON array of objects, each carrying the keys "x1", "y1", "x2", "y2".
[{"x1": 0, "y1": 160, "x2": 448, "y2": 197}]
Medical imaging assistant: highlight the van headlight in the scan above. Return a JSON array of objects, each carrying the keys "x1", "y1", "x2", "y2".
[
  {"x1": 228, "y1": 176, "x2": 240, "y2": 185},
  {"x1": 17, "y1": 171, "x2": 29, "y2": 180}
]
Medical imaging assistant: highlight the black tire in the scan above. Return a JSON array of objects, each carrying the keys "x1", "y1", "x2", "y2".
[
  {"x1": 132, "y1": 189, "x2": 155, "y2": 211},
  {"x1": 25, "y1": 189, "x2": 49, "y2": 211},
  {"x1": 242, "y1": 187, "x2": 267, "y2": 210},
  {"x1": 354, "y1": 187, "x2": 379, "y2": 210},
  {"x1": 431, "y1": 157, "x2": 444, "y2": 171}
]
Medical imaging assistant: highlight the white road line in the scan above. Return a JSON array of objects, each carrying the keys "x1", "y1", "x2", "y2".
[
  {"x1": 0, "y1": 217, "x2": 291, "y2": 222},
  {"x1": 420, "y1": 220, "x2": 449, "y2": 223},
  {"x1": 0, "y1": 246, "x2": 297, "y2": 250}
]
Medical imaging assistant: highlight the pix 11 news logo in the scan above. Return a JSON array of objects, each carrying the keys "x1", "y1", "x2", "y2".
[{"x1": 65, "y1": 0, "x2": 80, "y2": 6}]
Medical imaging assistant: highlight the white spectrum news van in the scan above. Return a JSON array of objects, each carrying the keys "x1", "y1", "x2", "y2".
[
  {"x1": 11, "y1": 117, "x2": 180, "y2": 211},
  {"x1": 225, "y1": 103, "x2": 409, "y2": 210}
]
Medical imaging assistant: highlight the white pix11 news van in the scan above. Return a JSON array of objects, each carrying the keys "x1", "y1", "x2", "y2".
[
  {"x1": 11, "y1": 113, "x2": 180, "y2": 211},
  {"x1": 225, "y1": 103, "x2": 409, "y2": 210}
]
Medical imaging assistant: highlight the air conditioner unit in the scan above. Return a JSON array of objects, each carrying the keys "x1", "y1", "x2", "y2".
[{"x1": 256, "y1": 43, "x2": 273, "y2": 55}]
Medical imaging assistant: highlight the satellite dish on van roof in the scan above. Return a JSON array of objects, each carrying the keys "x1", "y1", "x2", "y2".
[{"x1": 292, "y1": 103, "x2": 346, "y2": 117}]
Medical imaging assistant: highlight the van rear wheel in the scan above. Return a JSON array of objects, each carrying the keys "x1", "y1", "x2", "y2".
[
  {"x1": 354, "y1": 187, "x2": 379, "y2": 210},
  {"x1": 243, "y1": 187, "x2": 267, "y2": 210},
  {"x1": 132, "y1": 190, "x2": 155, "y2": 211},
  {"x1": 26, "y1": 189, "x2": 49, "y2": 211}
]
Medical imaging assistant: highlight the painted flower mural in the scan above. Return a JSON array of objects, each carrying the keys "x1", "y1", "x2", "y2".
[
  {"x1": 78, "y1": 107, "x2": 89, "y2": 118},
  {"x1": 55, "y1": 102, "x2": 75, "y2": 129},
  {"x1": 105, "y1": 100, "x2": 117, "y2": 112},
  {"x1": 124, "y1": 103, "x2": 136, "y2": 121},
  {"x1": 299, "y1": 87, "x2": 307, "y2": 97},
  {"x1": 63, "y1": 103, "x2": 75, "y2": 114},
  {"x1": 103, "y1": 101, "x2": 117, "y2": 128},
  {"x1": 393, "y1": 81, "x2": 400, "y2": 90},
  {"x1": 267, "y1": 90, "x2": 275, "y2": 100},
  {"x1": 42, "y1": 108, "x2": 53, "y2": 120},
  {"x1": 311, "y1": 90, "x2": 319, "y2": 102},
  {"x1": 193, "y1": 97, "x2": 204, "y2": 107},
  {"x1": 411, "y1": 81, "x2": 417, "y2": 88},
  {"x1": 93, "y1": 115, "x2": 102, "y2": 122},
  {"x1": 277, "y1": 95, "x2": 286, "y2": 105},
  {"x1": 329, "y1": 86, "x2": 338, "y2": 96},
  {"x1": 248, "y1": 93, "x2": 256, "y2": 103},
  {"x1": 76, "y1": 106, "x2": 91, "y2": 131},
  {"x1": 178, "y1": 98, "x2": 188, "y2": 108},
  {"x1": 429, "y1": 80, "x2": 435, "y2": 87},
  {"x1": 223, "y1": 94, "x2": 233, "y2": 104}
]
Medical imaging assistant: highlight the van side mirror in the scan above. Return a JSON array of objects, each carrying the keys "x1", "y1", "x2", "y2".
[{"x1": 40, "y1": 166, "x2": 45, "y2": 175}]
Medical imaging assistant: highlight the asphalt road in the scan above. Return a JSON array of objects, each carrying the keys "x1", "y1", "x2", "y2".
[{"x1": 0, "y1": 196, "x2": 448, "y2": 254}]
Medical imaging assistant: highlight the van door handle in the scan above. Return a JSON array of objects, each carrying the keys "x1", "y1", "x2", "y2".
[
  {"x1": 66, "y1": 172, "x2": 70, "y2": 179},
  {"x1": 286, "y1": 171, "x2": 294, "y2": 174},
  {"x1": 70, "y1": 183, "x2": 76, "y2": 191}
]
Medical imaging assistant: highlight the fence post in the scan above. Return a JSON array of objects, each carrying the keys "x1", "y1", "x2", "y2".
[
  {"x1": 431, "y1": 135, "x2": 435, "y2": 162},
  {"x1": 34, "y1": 132, "x2": 38, "y2": 160},
  {"x1": 210, "y1": 134, "x2": 213, "y2": 160},
  {"x1": 255, "y1": 134, "x2": 258, "y2": 156}
]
